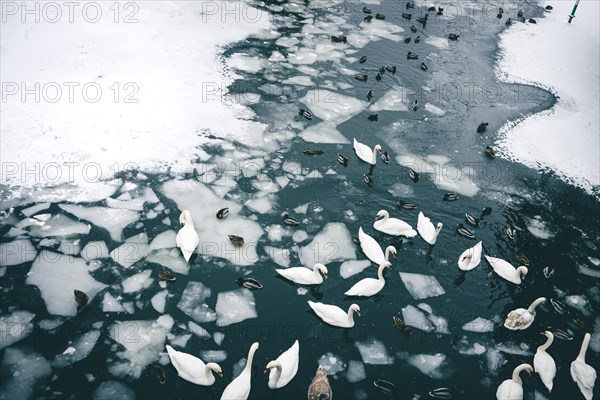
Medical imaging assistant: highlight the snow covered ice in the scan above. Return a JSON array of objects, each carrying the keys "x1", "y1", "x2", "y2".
[
  {"x1": 177, "y1": 281, "x2": 216, "y2": 323},
  {"x1": 354, "y1": 338, "x2": 394, "y2": 365},
  {"x1": 215, "y1": 288, "x2": 257, "y2": 327},
  {"x1": 399, "y1": 272, "x2": 446, "y2": 300}
]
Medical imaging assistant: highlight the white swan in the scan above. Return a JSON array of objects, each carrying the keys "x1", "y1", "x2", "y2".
[
  {"x1": 373, "y1": 210, "x2": 417, "y2": 237},
  {"x1": 570, "y1": 333, "x2": 597, "y2": 400},
  {"x1": 485, "y1": 255, "x2": 528, "y2": 284},
  {"x1": 275, "y1": 263, "x2": 328, "y2": 285},
  {"x1": 458, "y1": 241, "x2": 482, "y2": 271},
  {"x1": 534, "y1": 331, "x2": 556, "y2": 392},
  {"x1": 353, "y1": 138, "x2": 381, "y2": 165},
  {"x1": 265, "y1": 340, "x2": 299, "y2": 389},
  {"x1": 220, "y1": 342, "x2": 259, "y2": 400},
  {"x1": 417, "y1": 211, "x2": 443, "y2": 245},
  {"x1": 176, "y1": 210, "x2": 199, "y2": 262},
  {"x1": 358, "y1": 227, "x2": 396, "y2": 265},
  {"x1": 344, "y1": 261, "x2": 392, "y2": 297},
  {"x1": 308, "y1": 301, "x2": 360, "y2": 328},
  {"x1": 504, "y1": 297, "x2": 546, "y2": 330},
  {"x1": 165, "y1": 345, "x2": 222, "y2": 386},
  {"x1": 496, "y1": 363, "x2": 533, "y2": 400}
]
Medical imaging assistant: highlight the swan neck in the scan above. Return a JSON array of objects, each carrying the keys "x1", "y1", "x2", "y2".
[
  {"x1": 377, "y1": 264, "x2": 386, "y2": 281},
  {"x1": 511, "y1": 364, "x2": 530, "y2": 384},
  {"x1": 527, "y1": 298, "x2": 545, "y2": 313},
  {"x1": 384, "y1": 247, "x2": 391, "y2": 260},
  {"x1": 271, "y1": 362, "x2": 282, "y2": 383},
  {"x1": 539, "y1": 335, "x2": 553, "y2": 351},
  {"x1": 578, "y1": 334, "x2": 590, "y2": 361},
  {"x1": 205, "y1": 365, "x2": 215, "y2": 379},
  {"x1": 245, "y1": 346, "x2": 258, "y2": 373},
  {"x1": 371, "y1": 147, "x2": 378, "y2": 164},
  {"x1": 347, "y1": 307, "x2": 356, "y2": 324}
]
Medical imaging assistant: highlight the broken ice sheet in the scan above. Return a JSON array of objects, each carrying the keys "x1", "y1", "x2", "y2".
[
  {"x1": 399, "y1": 272, "x2": 445, "y2": 300},
  {"x1": 215, "y1": 288, "x2": 257, "y2": 327}
]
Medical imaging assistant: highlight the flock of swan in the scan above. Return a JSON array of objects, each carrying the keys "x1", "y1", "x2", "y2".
[{"x1": 167, "y1": 136, "x2": 596, "y2": 400}]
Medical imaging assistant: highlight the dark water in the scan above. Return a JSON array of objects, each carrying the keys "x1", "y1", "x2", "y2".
[{"x1": 1, "y1": 1, "x2": 599, "y2": 400}]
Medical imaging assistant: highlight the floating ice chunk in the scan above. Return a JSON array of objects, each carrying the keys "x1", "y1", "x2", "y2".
[
  {"x1": 106, "y1": 188, "x2": 157, "y2": 210},
  {"x1": 188, "y1": 321, "x2": 211, "y2": 339},
  {"x1": 301, "y1": 90, "x2": 366, "y2": 126},
  {"x1": 486, "y1": 348, "x2": 506, "y2": 375},
  {"x1": 283, "y1": 162, "x2": 302, "y2": 176},
  {"x1": 370, "y1": 89, "x2": 408, "y2": 112},
  {"x1": 0, "y1": 239, "x2": 37, "y2": 266},
  {"x1": 52, "y1": 327, "x2": 102, "y2": 368},
  {"x1": 214, "y1": 332, "x2": 225, "y2": 346},
  {"x1": 103, "y1": 293, "x2": 126, "y2": 313},
  {"x1": 146, "y1": 249, "x2": 189, "y2": 275},
  {"x1": 0, "y1": 310, "x2": 35, "y2": 349},
  {"x1": 275, "y1": 176, "x2": 290, "y2": 189},
  {"x1": 110, "y1": 242, "x2": 151, "y2": 269},
  {"x1": 151, "y1": 290, "x2": 168, "y2": 313},
  {"x1": 462, "y1": 317, "x2": 495, "y2": 333},
  {"x1": 108, "y1": 315, "x2": 174, "y2": 378},
  {"x1": 387, "y1": 183, "x2": 414, "y2": 198},
  {"x1": 496, "y1": 342, "x2": 533, "y2": 356},
  {"x1": 425, "y1": 103, "x2": 446, "y2": 116},
  {"x1": 169, "y1": 333, "x2": 192, "y2": 348},
  {"x1": 425, "y1": 36, "x2": 449, "y2": 49},
  {"x1": 92, "y1": 381, "x2": 136, "y2": 400},
  {"x1": 288, "y1": 48, "x2": 318, "y2": 64},
  {"x1": 399, "y1": 272, "x2": 445, "y2": 300},
  {"x1": 177, "y1": 282, "x2": 216, "y2": 323},
  {"x1": 355, "y1": 339, "x2": 394, "y2": 365},
  {"x1": 299, "y1": 222, "x2": 356, "y2": 267},
  {"x1": 300, "y1": 123, "x2": 350, "y2": 144},
  {"x1": 264, "y1": 246, "x2": 291, "y2": 268},
  {"x1": 526, "y1": 216, "x2": 554, "y2": 239},
  {"x1": 590, "y1": 317, "x2": 600, "y2": 353},
  {"x1": 246, "y1": 195, "x2": 273, "y2": 214},
  {"x1": 228, "y1": 53, "x2": 266, "y2": 73},
  {"x1": 294, "y1": 203, "x2": 310, "y2": 214},
  {"x1": 456, "y1": 336, "x2": 487, "y2": 356},
  {"x1": 408, "y1": 353, "x2": 456, "y2": 379},
  {"x1": 122, "y1": 270, "x2": 153, "y2": 293},
  {"x1": 402, "y1": 305, "x2": 435, "y2": 332},
  {"x1": 297, "y1": 287, "x2": 309, "y2": 295},
  {"x1": 21, "y1": 203, "x2": 50, "y2": 217},
  {"x1": 81, "y1": 241, "x2": 110, "y2": 261},
  {"x1": 340, "y1": 260, "x2": 372, "y2": 279},
  {"x1": 0, "y1": 347, "x2": 51, "y2": 399},
  {"x1": 26, "y1": 251, "x2": 107, "y2": 316},
  {"x1": 346, "y1": 360, "x2": 366, "y2": 383},
  {"x1": 215, "y1": 288, "x2": 257, "y2": 327},
  {"x1": 266, "y1": 225, "x2": 286, "y2": 242},
  {"x1": 200, "y1": 350, "x2": 228, "y2": 363},
  {"x1": 292, "y1": 230, "x2": 309, "y2": 243},
  {"x1": 150, "y1": 231, "x2": 177, "y2": 250},
  {"x1": 318, "y1": 352, "x2": 346, "y2": 376},
  {"x1": 59, "y1": 204, "x2": 139, "y2": 241},
  {"x1": 27, "y1": 214, "x2": 90, "y2": 238},
  {"x1": 565, "y1": 295, "x2": 593, "y2": 316},
  {"x1": 58, "y1": 239, "x2": 81, "y2": 255},
  {"x1": 275, "y1": 36, "x2": 300, "y2": 47},
  {"x1": 282, "y1": 76, "x2": 314, "y2": 86}
]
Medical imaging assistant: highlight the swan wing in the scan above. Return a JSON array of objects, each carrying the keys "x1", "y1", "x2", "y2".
[
  {"x1": 358, "y1": 227, "x2": 385, "y2": 264},
  {"x1": 504, "y1": 308, "x2": 533, "y2": 330},
  {"x1": 274, "y1": 340, "x2": 300, "y2": 387},
  {"x1": 458, "y1": 241, "x2": 482, "y2": 271},
  {"x1": 353, "y1": 138, "x2": 373, "y2": 163},
  {"x1": 276, "y1": 267, "x2": 320, "y2": 285},
  {"x1": 496, "y1": 379, "x2": 523, "y2": 400},
  {"x1": 417, "y1": 212, "x2": 436, "y2": 244},
  {"x1": 570, "y1": 360, "x2": 597, "y2": 400},
  {"x1": 485, "y1": 256, "x2": 520, "y2": 283},
  {"x1": 308, "y1": 301, "x2": 348, "y2": 327},
  {"x1": 176, "y1": 226, "x2": 199, "y2": 261},
  {"x1": 534, "y1": 350, "x2": 556, "y2": 391},
  {"x1": 344, "y1": 277, "x2": 383, "y2": 297},
  {"x1": 374, "y1": 218, "x2": 417, "y2": 237}
]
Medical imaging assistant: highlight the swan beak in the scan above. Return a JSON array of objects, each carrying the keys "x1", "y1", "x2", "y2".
[
  {"x1": 392, "y1": 253, "x2": 396, "y2": 259},
  {"x1": 218, "y1": 372, "x2": 223, "y2": 378},
  {"x1": 324, "y1": 274, "x2": 328, "y2": 280},
  {"x1": 264, "y1": 369, "x2": 269, "y2": 374},
  {"x1": 356, "y1": 310, "x2": 361, "y2": 317}
]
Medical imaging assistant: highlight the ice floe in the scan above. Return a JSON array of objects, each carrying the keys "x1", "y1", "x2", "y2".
[
  {"x1": 299, "y1": 222, "x2": 356, "y2": 267},
  {"x1": 92, "y1": 381, "x2": 135, "y2": 400},
  {"x1": 0, "y1": 310, "x2": 35, "y2": 349},
  {"x1": 346, "y1": 360, "x2": 366, "y2": 383},
  {"x1": 122, "y1": 270, "x2": 154, "y2": 293},
  {"x1": 215, "y1": 288, "x2": 257, "y2": 327},
  {"x1": 151, "y1": 290, "x2": 168, "y2": 313},
  {"x1": 407, "y1": 353, "x2": 456, "y2": 379},
  {"x1": 462, "y1": 317, "x2": 495, "y2": 333},
  {"x1": 59, "y1": 204, "x2": 139, "y2": 241},
  {"x1": 177, "y1": 281, "x2": 216, "y2": 323},
  {"x1": 52, "y1": 326, "x2": 102, "y2": 368},
  {"x1": 0, "y1": 346, "x2": 51, "y2": 399},
  {"x1": 339, "y1": 260, "x2": 372, "y2": 279},
  {"x1": 0, "y1": 239, "x2": 37, "y2": 266},
  {"x1": 399, "y1": 272, "x2": 445, "y2": 300},
  {"x1": 318, "y1": 352, "x2": 346, "y2": 377},
  {"x1": 354, "y1": 338, "x2": 394, "y2": 365}
]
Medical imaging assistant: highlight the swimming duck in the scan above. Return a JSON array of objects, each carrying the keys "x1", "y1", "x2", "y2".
[
  {"x1": 411, "y1": 25, "x2": 417, "y2": 33},
  {"x1": 517, "y1": 10, "x2": 523, "y2": 18},
  {"x1": 396, "y1": 200, "x2": 417, "y2": 210},
  {"x1": 480, "y1": 207, "x2": 492, "y2": 218},
  {"x1": 304, "y1": 148, "x2": 324, "y2": 155},
  {"x1": 545, "y1": 5, "x2": 553, "y2": 10},
  {"x1": 412, "y1": 100, "x2": 419, "y2": 111},
  {"x1": 406, "y1": 2, "x2": 415, "y2": 9},
  {"x1": 414, "y1": 35, "x2": 421, "y2": 43},
  {"x1": 354, "y1": 73, "x2": 368, "y2": 81},
  {"x1": 477, "y1": 122, "x2": 488, "y2": 133},
  {"x1": 402, "y1": 13, "x2": 412, "y2": 20},
  {"x1": 420, "y1": 62, "x2": 428, "y2": 71},
  {"x1": 367, "y1": 114, "x2": 379, "y2": 121},
  {"x1": 442, "y1": 192, "x2": 459, "y2": 201},
  {"x1": 159, "y1": 269, "x2": 176, "y2": 282},
  {"x1": 299, "y1": 109, "x2": 313, "y2": 120},
  {"x1": 307, "y1": 366, "x2": 332, "y2": 400},
  {"x1": 364, "y1": 15, "x2": 373, "y2": 22},
  {"x1": 363, "y1": 173, "x2": 374, "y2": 187},
  {"x1": 407, "y1": 52, "x2": 419, "y2": 60},
  {"x1": 448, "y1": 33, "x2": 460, "y2": 40},
  {"x1": 74, "y1": 290, "x2": 88, "y2": 310},
  {"x1": 404, "y1": 37, "x2": 411, "y2": 44},
  {"x1": 236, "y1": 277, "x2": 263, "y2": 290},
  {"x1": 331, "y1": 35, "x2": 347, "y2": 43},
  {"x1": 380, "y1": 151, "x2": 390, "y2": 164},
  {"x1": 497, "y1": 12, "x2": 503, "y2": 19},
  {"x1": 529, "y1": 18, "x2": 537, "y2": 24},
  {"x1": 379, "y1": 66, "x2": 385, "y2": 74},
  {"x1": 362, "y1": 6, "x2": 371, "y2": 14},
  {"x1": 384, "y1": 65, "x2": 397, "y2": 73},
  {"x1": 374, "y1": 380, "x2": 399, "y2": 397},
  {"x1": 337, "y1": 153, "x2": 349, "y2": 166},
  {"x1": 367, "y1": 90, "x2": 373, "y2": 101},
  {"x1": 465, "y1": 213, "x2": 480, "y2": 227},
  {"x1": 229, "y1": 235, "x2": 244, "y2": 247},
  {"x1": 504, "y1": 297, "x2": 546, "y2": 330},
  {"x1": 506, "y1": 17, "x2": 512, "y2": 25},
  {"x1": 375, "y1": 72, "x2": 382, "y2": 81},
  {"x1": 485, "y1": 146, "x2": 496, "y2": 159},
  {"x1": 409, "y1": 168, "x2": 420, "y2": 182},
  {"x1": 283, "y1": 213, "x2": 300, "y2": 226},
  {"x1": 430, "y1": 388, "x2": 453, "y2": 399},
  {"x1": 359, "y1": 55, "x2": 367, "y2": 63},
  {"x1": 456, "y1": 224, "x2": 475, "y2": 239},
  {"x1": 498, "y1": 7, "x2": 504, "y2": 13},
  {"x1": 543, "y1": 266, "x2": 555, "y2": 278},
  {"x1": 393, "y1": 316, "x2": 413, "y2": 335},
  {"x1": 417, "y1": 14, "x2": 428, "y2": 23},
  {"x1": 506, "y1": 225, "x2": 517, "y2": 240},
  {"x1": 375, "y1": 13, "x2": 385, "y2": 20},
  {"x1": 428, "y1": 6, "x2": 436, "y2": 12},
  {"x1": 216, "y1": 207, "x2": 229, "y2": 219}
]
